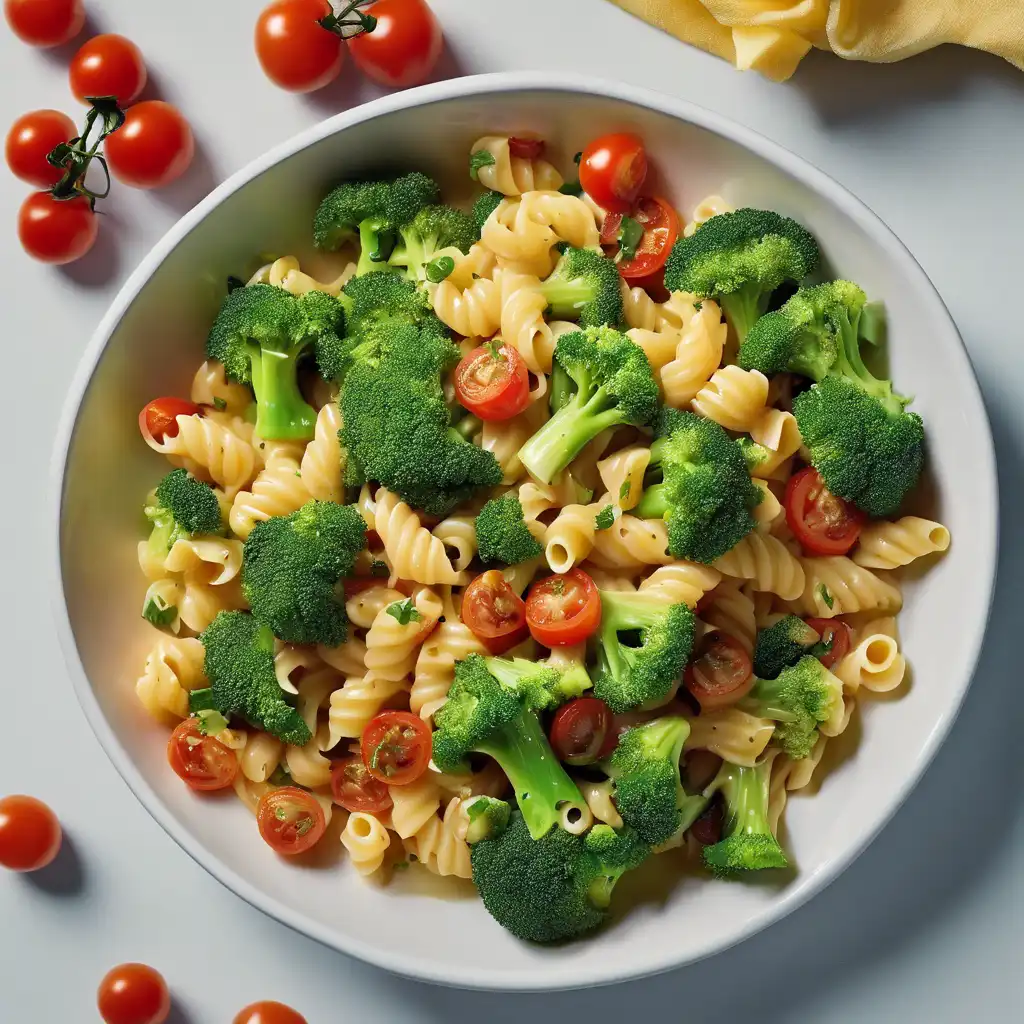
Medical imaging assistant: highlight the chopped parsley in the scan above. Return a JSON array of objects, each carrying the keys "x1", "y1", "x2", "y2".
[
  {"x1": 594, "y1": 504, "x2": 617, "y2": 530},
  {"x1": 818, "y1": 583, "x2": 835, "y2": 610},
  {"x1": 469, "y1": 149, "x2": 496, "y2": 180},
  {"x1": 387, "y1": 598, "x2": 422, "y2": 626}
]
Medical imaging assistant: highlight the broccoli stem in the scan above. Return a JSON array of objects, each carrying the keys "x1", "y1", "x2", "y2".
[
  {"x1": 635, "y1": 483, "x2": 670, "y2": 519},
  {"x1": 477, "y1": 709, "x2": 583, "y2": 840},
  {"x1": 540, "y1": 279, "x2": 590, "y2": 319},
  {"x1": 720, "y1": 283, "x2": 769, "y2": 343},
  {"x1": 833, "y1": 310, "x2": 906, "y2": 415},
  {"x1": 548, "y1": 361, "x2": 576, "y2": 415},
  {"x1": 248, "y1": 346, "x2": 318, "y2": 441},
  {"x1": 710, "y1": 761, "x2": 776, "y2": 843},
  {"x1": 356, "y1": 219, "x2": 390, "y2": 276},
  {"x1": 741, "y1": 676, "x2": 800, "y2": 723},
  {"x1": 146, "y1": 509, "x2": 178, "y2": 557}
]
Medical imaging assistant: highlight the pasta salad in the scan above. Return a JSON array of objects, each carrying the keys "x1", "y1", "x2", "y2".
[{"x1": 133, "y1": 129, "x2": 950, "y2": 943}]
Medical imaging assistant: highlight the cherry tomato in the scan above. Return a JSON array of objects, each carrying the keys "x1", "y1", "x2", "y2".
[
  {"x1": 454, "y1": 343, "x2": 529, "y2": 421},
  {"x1": 69, "y1": 34, "x2": 147, "y2": 106},
  {"x1": 805, "y1": 617, "x2": 853, "y2": 670},
  {"x1": 5, "y1": 109, "x2": 75, "y2": 188},
  {"x1": 684, "y1": 631, "x2": 754, "y2": 711},
  {"x1": 234, "y1": 1002, "x2": 308, "y2": 1024},
  {"x1": 784, "y1": 466, "x2": 865, "y2": 556},
  {"x1": 166, "y1": 719, "x2": 238, "y2": 792},
  {"x1": 0, "y1": 795, "x2": 61, "y2": 872},
  {"x1": 361, "y1": 710, "x2": 432, "y2": 786},
  {"x1": 549, "y1": 697, "x2": 616, "y2": 766},
  {"x1": 348, "y1": 0, "x2": 443, "y2": 89},
  {"x1": 4, "y1": 0, "x2": 83, "y2": 47},
  {"x1": 507, "y1": 136, "x2": 544, "y2": 160},
  {"x1": 104, "y1": 101, "x2": 194, "y2": 190},
  {"x1": 689, "y1": 800, "x2": 723, "y2": 847},
  {"x1": 255, "y1": 0, "x2": 343, "y2": 93},
  {"x1": 18, "y1": 192, "x2": 96, "y2": 264},
  {"x1": 329, "y1": 756, "x2": 393, "y2": 814},
  {"x1": 462, "y1": 569, "x2": 528, "y2": 654},
  {"x1": 601, "y1": 196, "x2": 679, "y2": 281},
  {"x1": 525, "y1": 569, "x2": 602, "y2": 647},
  {"x1": 97, "y1": 963, "x2": 170, "y2": 1024},
  {"x1": 579, "y1": 132, "x2": 647, "y2": 214},
  {"x1": 257, "y1": 787, "x2": 326, "y2": 856},
  {"x1": 138, "y1": 397, "x2": 203, "y2": 444}
]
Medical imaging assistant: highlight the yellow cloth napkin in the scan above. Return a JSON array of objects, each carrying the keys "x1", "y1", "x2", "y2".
[{"x1": 610, "y1": 0, "x2": 1024, "y2": 81}]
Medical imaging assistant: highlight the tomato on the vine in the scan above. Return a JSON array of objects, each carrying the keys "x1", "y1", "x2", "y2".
[
  {"x1": 525, "y1": 569, "x2": 602, "y2": 647},
  {"x1": 461, "y1": 569, "x2": 528, "y2": 654},
  {"x1": 70, "y1": 34, "x2": 147, "y2": 106},
  {"x1": 784, "y1": 466, "x2": 865, "y2": 556},
  {"x1": 255, "y1": 0, "x2": 343, "y2": 93},
  {"x1": 18, "y1": 192, "x2": 96, "y2": 264},
  {"x1": 347, "y1": 0, "x2": 443, "y2": 89},
  {"x1": 454, "y1": 343, "x2": 529, "y2": 421},
  {"x1": 97, "y1": 963, "x2": 171, "y2": 1024},
  {"x1": 105, "y1": 101, "x2": 194, "y2": 190},
  {"x1": 361, "y1": 710, "x2": 432, "y2": 785},
  {"x1": 0, "y1": 795, "x2": 62, "y2": 872},
  {"x1": 579, "y1": 132, "x2": 647, "y2": 214},
  {"x1": 257, "y1": 787, "x2": 326, "y2": 856},
  {"x1": 4, "y1": 0, "x2": 84, "y2": 47},
  {"x1": 6, "y1": 109, "x2": 76, "y2": 188}
]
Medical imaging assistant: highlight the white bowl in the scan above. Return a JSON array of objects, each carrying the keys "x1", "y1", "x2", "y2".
[{"x1": 51, "y1": 72, "x2": 998, "y2": 990}]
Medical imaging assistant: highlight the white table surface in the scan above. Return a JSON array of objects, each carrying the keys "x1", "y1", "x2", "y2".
[{"x1": 2, "y1": 1, "x2": 1022, "y2": 1020}]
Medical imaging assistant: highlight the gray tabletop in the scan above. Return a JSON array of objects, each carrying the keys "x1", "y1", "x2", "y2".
[{"x1": 1, "y1": 0, "x2": 1021, "y2": 1019}]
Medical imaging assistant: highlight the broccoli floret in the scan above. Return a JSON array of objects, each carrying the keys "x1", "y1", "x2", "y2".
[
  {"x1": 206, "y1": 284, "x2": 343, "y2": 441},
  {"x1": 432, "y1": 654, "x2": 583, "y2": 840},
  {"x1": 636, "y1": 408, "x2": 762, "y2": 564},
  {"x1": 242, "y1": 500, "x2": 367, "y2": 647},
  {"x1": 340, "y1": 322, "x2": 502, "y2": 516},
  {"x1": 592, "y1": 590, "x2": 695, "y2": 713},
  {"x1": 470, "y1": 811, "x2": 650, "y2": 942},
  {"x1": 472, "y1": 190, "x2": 503, "y2": 229},
  {"x1": 702, "y1": 758, "x2": 788, "y2": 876},
  {"x1": 736, "y1": 436, "x2": 771, "y2": 474},
  {"x1": 663, "y1": 208, "x2": 819, "y2": 342},
  {"x1": 388, "y1": 204, "x2": 479, "y2": 283},
  {"x1": 517, "y1": 327, "x2": 659, "y2": 485},
  {"x1": 313, "y1": 172, "x2": 439, "y2": 275},
  {"x1": 752, "y1": 615, "x2": 822, "y2": 679},
  {"x1": 200, "y1": 611, "x2": 311, "y2": 745},
  {"x1": 739, "y1": 655, "x2": 843, "y2": 759},
  {"x1": 536, "y1": 247, "x2": 623, "y2": 328},
  {"x1": 602, "y1": 717, "x2": 707, "y2": 846},
  {"x1": 541, "y1": 648, "x2": 593, "y2": 700},
  {"x1": 144, "y1": 469, "x2": 224, "y2": 557},
  {"x1": 474, "y1": 494, "x2": 543, "y2": 565},
  {"x1": 463, "y1": 796, "x2": 511, "y2": 845}
]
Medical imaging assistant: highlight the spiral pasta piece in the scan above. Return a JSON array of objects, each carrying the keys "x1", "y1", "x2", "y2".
[
  {"x1": 470, "y1": 136, "x2": 563, "y2": 195},
  {"x1": 748, "y1": 409, "x2": 802, "y2": 479},
  {"x1": 431, "y1": 273, "x2": 502, "y2": 337},
  {"x1": 499, "y1": 272, "x2": 554, "y2": 373},
  {"x1": 691, "y1": 365, "x2": 770, "y2": 432},
  {"x1": 684, "y1": 708, "x2": 775, "y2": 766},
  {"x1": 683, "y1": 194, "x2": 734, "y2": 237},
  {"x1": 389, "y1": 775, "x2": 442, "y2": 839},
  {"x1": 544, "y1": 503, "x2": 601, "y2": 574},
  {"x1": 797, "y1": 557, "x2": 903, "y2": 618},
  {"x1": 297, "y1": 402, "x2": 344, "y2": 503},
  {"x1": 228, "y1": 450, "x2": 311, "y2": 539},
  {"x1": 249, "y1": 254, "x2": 353, "y2": 297},
  {"x1": 751, "y1": 479, "x2": 783, "y2": 532},
  {"x1": 342, "y1": 812, "x2": 391, "y2": 877},
  {"x1": 577, "y1": 778, "x2": 623, "y2": 829},
  {"x1": 834, "y1": 617, "x2": 906, "y2": 694},
  {"x1": 179, "y1": 579, "x2": 246, "y2": 634},
  {"x1": 411, "y1": 620, "x2": 487, "y2": 721},
  {"x1": 481, "y1": 197, "x2": 558, "y2": 272},
  {"x1": 327, "y1": 675, "x2": 408, "y2": 747},
  {"x1": 637, "y1": 562, "x2": 721, "y2": 608},
  {"x1": 136, "y1": 637, "x2": 207, "y2": 722},
  {"x1": 373, "y1": 488, "x2": 467, "y2": 586},
  {"x1": 713, "y1": 532, "x2": 806, "y2": 600},
  {"x1": 404, "y1": 797, "x2": 473, "y2": 879},
  {"x1": 148, "y1": 413, "x2": 257, "y2": 496},
  {"x1": 700, "y1": 582, "x2": 757, "y2": 654},
  {"x1": 432, "y1": 517, "x2": 477, "y2": 574},
  {"x1": 585, "y1": 515, "x2": 672, "y2": 571},
  {"x1": 190, "y1": 359, "x2": 252, "y2": 415},
  {"x1": 659, "y1": 300, "x2": 727, "y2": 408},
  {"x1": 364, "y1": 587, "x2": 443, "y2": 682},
  {"x1": 852, "y1": 517, "x2": 950, "y2": 570},
  {"x1": 316, "y1": 636, "x2": 368, "y2": 677},
  {"x1": 239, "y1": 731, "x2": 284, "y2": 784},
  {"x1": 163, "y1": 537, "x2": 244, "y2": 587},
  {"x1": 597, "y1": 447, "x2": 650, "y2": 511}
]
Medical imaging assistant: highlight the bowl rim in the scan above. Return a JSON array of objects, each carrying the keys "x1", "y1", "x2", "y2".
[{"x1": 49, "y1": 70, "x2": 999, "y2": 991}]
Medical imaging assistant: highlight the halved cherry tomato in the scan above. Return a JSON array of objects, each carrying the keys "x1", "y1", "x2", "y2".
[
  {"x1": 784, "y1": 466, "x2": 865, "y2": 556},
  {"x1": 454, "y1": 343, "x2": 529, "y2": 421},
  {"x1": 579, "y1": 132, "x2": 647, "y2": 214},
  {"x1": 166, "y1": 719, "x2": 238, "y2": 792},
  {"x1": 105, "y1": 101, "x2": 194, "y2": 190},
  {"x1": 688, "y1": 800, "x2": 723, "y2": 847},
  {"x1": 805, "y1": 617, "x2": 853, "y2": 670},
  {"x1": 684, "y1": 631, "x2": 754, "y2": 711},
  {"x1": 257, "y1": 787, "x2": 326, "y2": 856},
  {"x1": 330, "y1": 756, "x2": 393, "y2": 814},
  {"x1": 525, "y1": 569, "x2": 601, "y2": 647},
  {"x1": 4, "y1": 0, "x2": 84, "y2": 47},
  {"x1": 601, "y1": 196, "x2": 679, "y2": 281},
  {"x1": 18, "y1": 192, "x2": 96, "y2": 264},
  {"x1": 139, "y1": 397, "x2": 203, "y2": 445},
  {"x1": 234, "y1": 1002, "x2": 308, "y2": 1024},
  {"x1": 5, "y1": 109, "x2": 76, "y2": 188},
  {"x1": 97, "y1": 963, "x2": 170, "y2": 1024},
  {"x1": 549, "y1": 697, "x2": 616, "y2": 765},
  {"x1": 462, "y1": 569, "x2": 528, "y2": 654},
  {"x1": 69, "y1": 34, "x2": 147, "y2": 106},
  {"x1": 508, "y1": 136, "x2": 544, "y2": 160},
  {"x1": 347, "y1": 0, "x2": 443, "y2": 89},
  {"x1": 255, "y1": 0, "x2": 343, "y2": 93},
  {"x1": 0, "y1": 795, "x2": 62, "y2": 872},
  {"x1": 361, "y1": 710, "x2": 431, "y2": 785}
]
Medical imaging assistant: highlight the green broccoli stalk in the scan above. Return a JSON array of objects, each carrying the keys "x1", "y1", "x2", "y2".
[
  {"x1": 663, "y1": 208, "x2": 819, "y2": 342},
  {"x1": 432, "y1": 654, "x2": 584, "y2": 840},
  {"x1": 739, "y1": 655, "x2": 843, "y2": 759},
  {"x1": 635, "y1": 408, "x2": 762, "y2": 564},
  {"x1": 474, "y1": 494, "x2": 543, "y2": 565},
  {"x1": 388, "y1": 204, "x2": 479, "y2": 283},
  {"x1": 313, "y1": 172, "x2": 439, "y2": 275},
  {"x1": 242, "y1": 500, "x2": 367, "y2": 647},
  {"x1": 206, "y1": 284, "x2": 343, "y2": 442},
  {"x1": 701, "y1": 758, "x2": 788, "y2": 876},
  {"x1": 517, "y1": 327, "x2": 660, "y2": 485},
  {"x1": 200, "y1": 611, "x2": 311, "y2": 745},
  {"x1": 752, "y1": 615, "x2": 823, "y2": 679},
  {"x1": 472, "y1": 190, "x2": 503, "y2": 229},
  {"x1": 340, "y1": 322, "x2": 502, "y2": 516},
  {"x1": 463, "y1": 796, "x2": 511, "y2": 845},
  {"x1": 601, "y1": 717, "x2": 707, "y2": 845},
  {"x1": 144, "y1": 469, "x2": 224, "y2": 558},
  {"x1": 592, "y1": 590, "x2": 695, "y2": 713},
  {"x1": 536, "y1": 247, "x2": 623, "y2": 328},
  {"x1": 470, "y1": 810, "x2": 650, "y2": 942}
]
